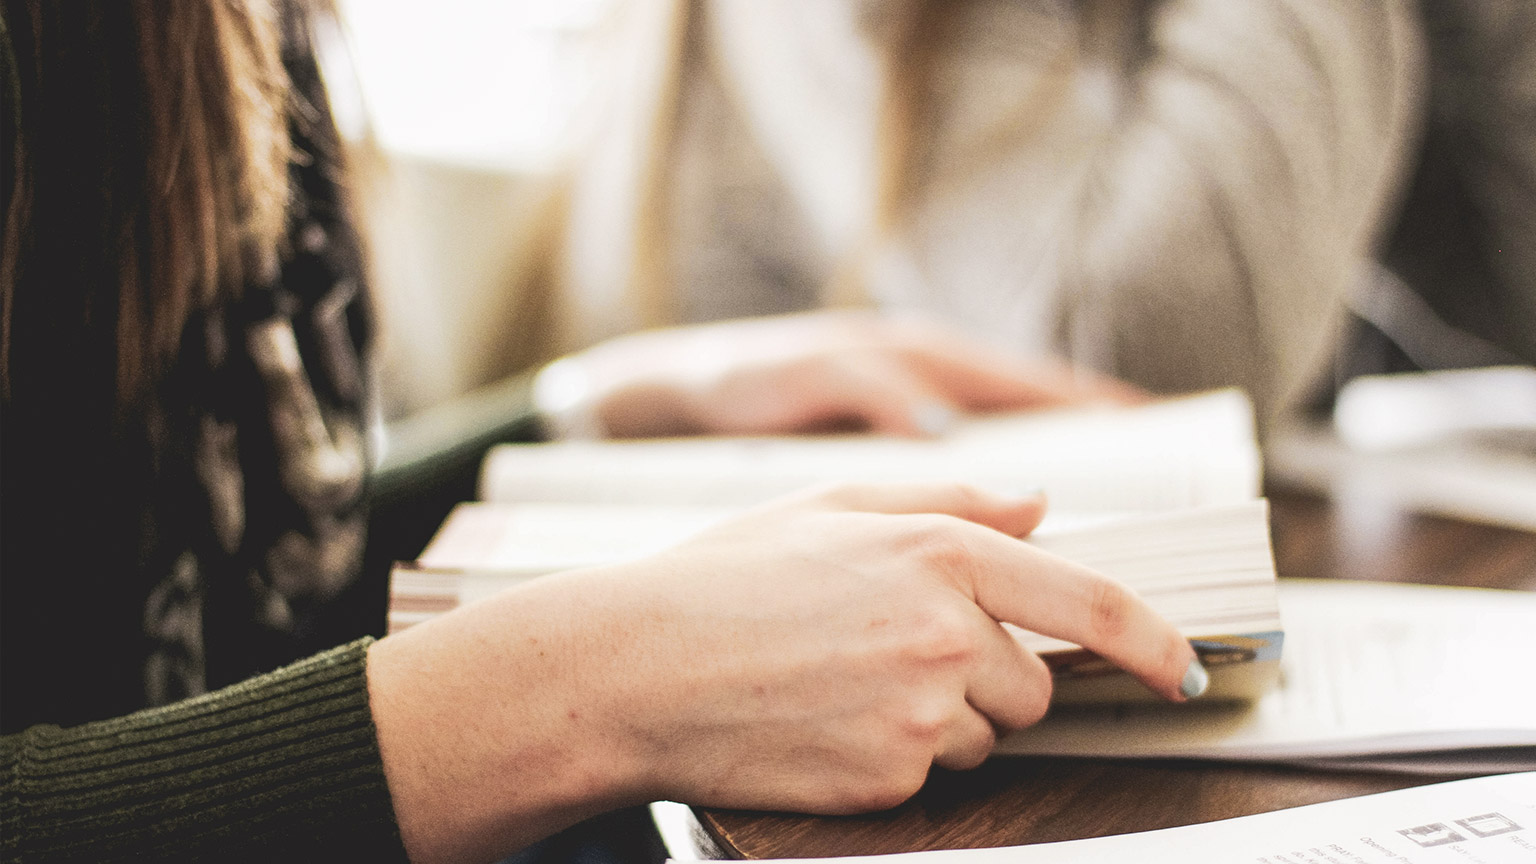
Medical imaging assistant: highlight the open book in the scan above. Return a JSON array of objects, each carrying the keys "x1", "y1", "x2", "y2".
[
  {"x1": 396, "y1": 388, "x2": 1282, "y2": 705},
  {"x1": 1267, "y1": 367, "x2": 1536, "y2": 531},
  {"x1": 389, "y1": 498, "x2": 1284, "y2": 705},
  {"x1": 478, "y1": 389, "x2": 1262, "y2": 516},
  {"x1": 393, "y1": 388, "x2": 1535, "y2": 772},
  {"x1": 400, "y1": 390, "x2": 1283, "y2": 702}
]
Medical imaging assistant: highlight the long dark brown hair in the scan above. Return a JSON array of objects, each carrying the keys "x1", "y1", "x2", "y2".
[{"x1": 1, "y1": 0, "x2": 292, "y2": 413}]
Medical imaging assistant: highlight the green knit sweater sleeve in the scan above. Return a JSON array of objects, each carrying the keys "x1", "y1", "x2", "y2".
[{"x1": 0, "y1": 639, "x2": 409, "y2": 863}]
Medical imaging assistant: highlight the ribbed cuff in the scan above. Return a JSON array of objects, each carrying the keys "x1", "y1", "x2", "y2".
[{"x1": 1, "y1": 638, "x2": 408, "y2": 863}]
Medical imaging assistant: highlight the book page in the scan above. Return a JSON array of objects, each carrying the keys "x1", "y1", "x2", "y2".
[
  {"x1": 392, "y1": 499, "x2": 1276, "y2": 619},
  {"x1": 1266, "y1": 420, "x2": 1536, "y2": 532},
  {"x1": 479, "y1": 389, "x2": 1260, "y2": 515},
  {"x1": 417, "y1": 501, "x2": 731, "y2": 574},
  {"x1": 997, "y1": 580, "x2": 1536, "y2": 768},
  {"x1": 390, "y1": 500, "x2": 1281, "y2": 703},
  {"x1": 1024, "y1": 501, "x2": 1279, "y2": 650},
  {"x1": 717, "y1": 773, "x2": 1536, "y2": 864},
  {"x1": 1268, "y1": 364, "x2": 1536, "y2": 531}
]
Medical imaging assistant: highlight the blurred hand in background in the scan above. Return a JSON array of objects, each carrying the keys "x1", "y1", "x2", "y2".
[{"x1": 534, "y1": 310, "x2": 1146, "y2": 439}]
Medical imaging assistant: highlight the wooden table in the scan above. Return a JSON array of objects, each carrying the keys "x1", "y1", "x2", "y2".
[{"x1": 693, "y1": 486, "x2": 1536, "y2": 859}]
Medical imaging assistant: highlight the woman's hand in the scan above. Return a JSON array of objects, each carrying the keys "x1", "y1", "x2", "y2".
[
  {"x1": 534, "y1": 311, "x2": 1144, "y2": 439},
  {"x1": 367, "y1": 484, "x2": 1202, "y2": 864}
]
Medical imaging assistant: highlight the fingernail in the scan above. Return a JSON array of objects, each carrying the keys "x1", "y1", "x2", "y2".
[
  {"x1": 913, "y1": 402, "x2": 956, "y2": 436},
  {"x1": 1003, "y1": 485, "x2": 1045, "y2": 500},
  {"x1": 1180, "y1": 658, "x2": 1210, "y2": 700}
]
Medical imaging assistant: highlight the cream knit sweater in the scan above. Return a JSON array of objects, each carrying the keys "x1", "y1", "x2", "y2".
[{"x1": 556, "y1": 0, "x2": 1424, "y2": 422}]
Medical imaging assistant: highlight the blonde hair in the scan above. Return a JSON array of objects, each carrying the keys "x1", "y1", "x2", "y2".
[{"x1": 609, "y1": 0, "x2": 947, "y2": 323}]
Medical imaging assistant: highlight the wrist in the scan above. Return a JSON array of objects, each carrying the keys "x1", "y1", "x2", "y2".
[{"x1": 366, "y1": 577, "x2": 655, "y2": 863}]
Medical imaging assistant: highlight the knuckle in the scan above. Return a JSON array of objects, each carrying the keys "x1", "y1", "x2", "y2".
[
  {"x1": 808, "y1": 482, "x2": 875, "y2": 511},
  {"x1": 901, "y1": 517, "x2": 975, "y2": 579},
  {"x1": 946, "y1": 483, "x2": 990, "y2": 521},
  {"x1": 860, "y1": 778, "x2": 921, "y2": 812},
  {"x1": 1015, "y1": 684, "x2": 1052, "y2": 729},
  {"x1": 903, "y1": 605, "x2": 979, "y2": 666},
  {"x1": 867, "y1": 760, "x2": 931, "y2": 811},
  {"x1": 947, "y1": 727, "x2": 997, "y2": 771},
  {"x1": 1086, "y1": 576, "x2": 1136, "y2": 643},
  {"x1": 995, "y1": 656, "x2": 1052, "y2": 731},
  {"x1": 832, "y1": 746, "x2": 931, "y2": 813},
  {"x1": 895, "y1": 702, "x2": 950, "y2": 746}
]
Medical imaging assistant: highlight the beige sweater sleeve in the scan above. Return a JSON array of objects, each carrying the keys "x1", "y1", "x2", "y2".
[
  {"x1": 1053, "y1": 0, "x2": 1424, "y2": 420},
  {"x1": 562, "y1": 1, "x2": 1425, "y2": 424}
]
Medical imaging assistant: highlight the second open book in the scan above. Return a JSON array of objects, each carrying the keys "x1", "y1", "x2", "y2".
[{"x1": 388, "y1": 390, "x2": 1536, "y2": 774}]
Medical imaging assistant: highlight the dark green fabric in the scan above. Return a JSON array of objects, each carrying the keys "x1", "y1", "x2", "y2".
[{"x1": 0, "y1": 639, "x2": 409, "y2": 863}]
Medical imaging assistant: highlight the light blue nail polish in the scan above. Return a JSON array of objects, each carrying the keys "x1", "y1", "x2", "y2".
[
  {"x1": 913, "y1": 402, "x2": 956, "y2": 436},
  {"x1": 1180, "y1": 658, "x2": 1210, "y2": 700}
]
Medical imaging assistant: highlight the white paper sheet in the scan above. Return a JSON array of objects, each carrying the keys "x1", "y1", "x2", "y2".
[
  {"x1": 997, "y1": 581, "x2": 1536, "y2": 771},
  {"x1": 704, "y1": 773, "x2": 1536, "y2": 864}
]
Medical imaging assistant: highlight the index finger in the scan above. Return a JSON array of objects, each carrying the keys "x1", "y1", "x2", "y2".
[
  {"x1": 953, "y1": 524, "x2": 1205, "y2": 703},
  {"x1": 795, "y1": 482, "x2": 1201, "y2": 701}
]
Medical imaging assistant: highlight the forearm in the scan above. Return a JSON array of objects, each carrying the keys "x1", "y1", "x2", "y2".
[{"x1": 0, "y1": 640, "x2": 406, "y2": 863}]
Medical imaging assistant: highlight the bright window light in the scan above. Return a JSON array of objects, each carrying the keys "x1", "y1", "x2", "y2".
[{"x1": 334, "y1": 0, "x2": 614, "y2": 169}]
